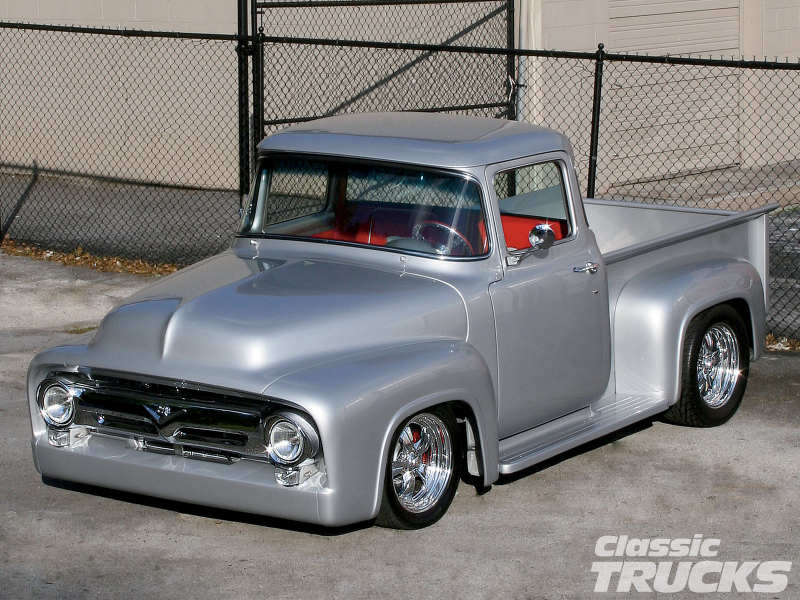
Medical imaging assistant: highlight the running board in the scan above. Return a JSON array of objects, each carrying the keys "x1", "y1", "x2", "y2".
[{"x1": 498, "y1": 394, "x2": 668, "y2": 475}]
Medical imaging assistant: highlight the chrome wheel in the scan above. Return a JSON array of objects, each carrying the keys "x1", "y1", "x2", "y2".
[
  {"x1": 696, "y1": 323, "x2": 740, "y2": 408},
  {"x1": 665, "y1": 305, "x2": 749, "y2": 428},
  {"x1": 391, "y1": 413, "x2": 454, "y2": 514}
]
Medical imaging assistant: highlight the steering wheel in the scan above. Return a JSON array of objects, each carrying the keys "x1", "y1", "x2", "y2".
[{"x1": 411, "y1": 221, "x2": 475, "y2": 257}]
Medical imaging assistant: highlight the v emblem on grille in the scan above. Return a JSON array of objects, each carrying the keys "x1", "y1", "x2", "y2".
[{"x1": 144, "y1": 404, "x2": 186, "y2": 425}]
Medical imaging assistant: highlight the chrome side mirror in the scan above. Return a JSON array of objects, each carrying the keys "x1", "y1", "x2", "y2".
[
  {"x1": 506, "y1": 224, "x2": 557, "y2": 266},
  {"x1": 529, "y1": 224, "x2": 556, "y2": 251}
]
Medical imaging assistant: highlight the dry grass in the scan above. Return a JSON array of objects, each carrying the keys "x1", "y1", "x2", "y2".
[
  {"x1": 65, "y1": 325, "x2": 99, "y2": 335},
  {"x1": 1, "y1": 237, "x2": 178, "y2": 277},
  {"x1": 766, "y1": 333, "x2": 800, "y2": 352}
]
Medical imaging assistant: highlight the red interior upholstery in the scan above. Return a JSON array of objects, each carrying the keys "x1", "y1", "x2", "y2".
[
  {"x1": 500, "y1": 215, "x2": 569, "y2": 249},
  {"x1": 311, "y1": 211, "x2": 394, "y2": 246},
  {"x1": 312, "y1": 205, "x2": 486, "y2": 254},
  {"x1": 315, "y1": 212, "x2": 566, "y2": 251},
  {"x1": 311, "y1": 222, "x2": 389, "y2": 245}
]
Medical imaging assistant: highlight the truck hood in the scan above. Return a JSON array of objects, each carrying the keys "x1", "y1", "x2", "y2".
[{"x1": 78, "y1": 252, "x2": 467, "y2": 393}]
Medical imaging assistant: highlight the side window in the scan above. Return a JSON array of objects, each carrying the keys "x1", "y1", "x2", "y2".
[{"x1": 494, "y1": 162, "x2": 572, "y2": 249}]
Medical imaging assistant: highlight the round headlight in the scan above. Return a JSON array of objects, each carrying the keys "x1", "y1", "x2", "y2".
[
  {"x1": 41, "y1": 383, "x2": 75, "y2": 427},
  {"x1": 268, "y1": 419, "x2": 304, "y2": 464}
]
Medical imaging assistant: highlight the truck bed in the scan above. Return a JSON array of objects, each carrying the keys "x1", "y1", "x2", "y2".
[{"x1": 584, "y1": 198, "x2": 774, "y2": 311}]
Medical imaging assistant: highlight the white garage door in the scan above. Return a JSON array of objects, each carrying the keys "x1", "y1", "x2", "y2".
[
  {"x1": 608, "y1": 0, "x2": 740, "y2": 55},
  {"x1": 601, "y1": 0, "x2": 742, "y2": 194}
]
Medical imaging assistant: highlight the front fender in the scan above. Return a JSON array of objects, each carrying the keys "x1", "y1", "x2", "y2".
[
  {"x1": 613, "y1": 258, "x2": 765, "y2": 404},
  {"x1": 263, "y1": 340, "x2": 497, "y2": 526}
]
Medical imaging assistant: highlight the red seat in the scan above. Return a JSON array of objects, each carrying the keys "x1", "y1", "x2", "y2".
[
  {"x1": 500, "y1": 215, "x2": 568, "y2": 249},
  {"x1": 313, "y1": 205, "x2": 488, "y2": 254}
]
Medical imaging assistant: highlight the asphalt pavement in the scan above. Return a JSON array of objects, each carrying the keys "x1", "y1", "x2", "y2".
[{"x1": 0, "y1": 253, "x2": 798, "y2": 599}]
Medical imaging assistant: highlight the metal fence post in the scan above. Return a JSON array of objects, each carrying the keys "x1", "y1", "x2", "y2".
[
  {"x1": 587, "y1": 43, "x2": 605, "y2": 199},
  {"x1": 251, "y1": 1, "x2": 265, "y2": 157},
  {"x1": 237, "y1": 0, "x2": 250, "y2": 207},
  {"x1": 506, "y1": 0, "x2": 516, "y2": 120}
]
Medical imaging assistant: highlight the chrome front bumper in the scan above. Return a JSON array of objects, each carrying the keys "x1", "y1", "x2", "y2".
[{"x1": 32, "y1": 432, "x2": 335, "y2": 525}]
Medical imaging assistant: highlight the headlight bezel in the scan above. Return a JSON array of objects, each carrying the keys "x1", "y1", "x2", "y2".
[
  {"x1": 37, "y1": 380, "x2": 77, "y2": 428},
  {"x1": 265, "y1": 411, "x2": 320, "y2": 467}
]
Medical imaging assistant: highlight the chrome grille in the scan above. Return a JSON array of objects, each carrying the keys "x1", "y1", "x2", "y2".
[{"x1": 54, "y1": 369, "x2": 277, "y2": 461}]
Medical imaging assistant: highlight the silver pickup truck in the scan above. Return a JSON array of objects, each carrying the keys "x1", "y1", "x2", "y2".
[{"x1": 27, "y1": 113, "x2": 773, "y2": 529}]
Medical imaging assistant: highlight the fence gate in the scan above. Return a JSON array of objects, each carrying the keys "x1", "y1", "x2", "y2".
[{"x1": 243, "y1": 0, "x2": 515, "y2": 149}]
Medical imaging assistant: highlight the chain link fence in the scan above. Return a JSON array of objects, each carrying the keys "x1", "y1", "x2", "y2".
[
  {"x1": 252, "y1": 0, "x2": 513, "y2": 138},
  {"x1": 587, "y1": 56, "x2": 800, "y2": 339},
  {"x1": 0, "y1": 24, "x2": 243, "y2": 265},
  {"x1": 1, "y1": 17, "x2": 799, "y2": 337},
  {"x1": 254, "y1": 0, "x2": 510, "y2": 44},
  {"x1": 259, "y1": 40, "x2": 512, "y2": 135},
  {"x1": 514, "y1": 51, "x2": 800, "y2": 338}
]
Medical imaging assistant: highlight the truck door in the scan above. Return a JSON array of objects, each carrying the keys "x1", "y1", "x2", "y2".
[{"x1": 488, "y1": 156, "x2": 611, "y2": 439}]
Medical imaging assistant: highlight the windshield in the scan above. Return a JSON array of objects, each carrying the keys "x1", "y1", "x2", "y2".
[{"x1": 239, "y1": 157, "x2": 488, "y2": 258}]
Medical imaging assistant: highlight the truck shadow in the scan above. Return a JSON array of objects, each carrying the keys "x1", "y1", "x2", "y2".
[{"x1": 490, "y1": 418, "x2": 656, "y2": 487}]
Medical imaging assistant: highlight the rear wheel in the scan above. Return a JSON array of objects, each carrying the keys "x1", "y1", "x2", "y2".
[
  {"x1": 376, "y1": 406, "x2": 461, "y2": 529},
  {"x1": 664, "y1": 304, "x2": 750, "y2": 427}
]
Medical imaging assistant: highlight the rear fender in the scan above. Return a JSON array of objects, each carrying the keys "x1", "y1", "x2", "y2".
[{"x1": 613, "y1": 258, "x2": 765, "y2": 404}]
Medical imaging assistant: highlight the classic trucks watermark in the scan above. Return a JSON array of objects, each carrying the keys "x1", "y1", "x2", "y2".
[{"x1": 591, "y1": 535, "x2": 792, "y2": 593}]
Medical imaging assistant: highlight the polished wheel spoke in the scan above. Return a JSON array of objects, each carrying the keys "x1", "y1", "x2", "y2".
[
  {"x1": 698, "y1": 373, "x2": 710, "y2": 396},
  {"x1": 412, "y1": 432, "x2": 431, "y2": 459},
  {"x1": 399, "y1": 427, "x2": 414, "y2": 448},
  {"x1": 400, "y1": 470, "x2": 415, "y2": 498},
  {"x1": 696, "y1": 323, "x2": 740, "y2": 408},
  {"x1": 415, "y1": 463, "x2": 428, "y2": 484}
]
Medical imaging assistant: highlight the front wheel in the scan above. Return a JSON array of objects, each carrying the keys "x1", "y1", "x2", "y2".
[
  {"x1": 376, "y1": 406, "x2": 461, "y2": 529},
  {"x1": 664, "y1": 304, "x2": 750, "y2": 427}
]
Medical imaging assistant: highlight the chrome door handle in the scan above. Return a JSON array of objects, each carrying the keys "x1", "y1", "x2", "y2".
[{"x1": 573, "y1": 262, "x2": 599, "y2": 274}]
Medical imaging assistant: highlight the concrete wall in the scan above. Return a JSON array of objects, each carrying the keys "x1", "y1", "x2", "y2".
[
  {"x1": 1, "y1": 0, "x2": 237, "y2": 33},
  {"x1": 765, "y1": 1, "x2": 800, "y2": 56},
  {"x1": 3, "y1": 0, "x2": 799, "y2": 199},
  {"x1": 1, "y1": 2, "x2": 239, "y2": 190},
  {"x1": 537, "y1": 0, "x2": 608, "y2": 51},
  {"x1": 740, "y1": 0, "x2": 800, "y2": 172},
  {"x1": 0, "y1": 26, "x2": 240, "y2": 189},
  {"x1": 515, "y1": 0, "x2": 800, "y2": 199},
  {"x1": 5, "y1": 0, "x2": 800, "y2": 57},
  {"x1": 524, "y1": 0, "x2": 800, "y2": 58}
]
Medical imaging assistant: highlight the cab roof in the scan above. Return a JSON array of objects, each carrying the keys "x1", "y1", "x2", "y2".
[{"x1": 257, "y1": 112, "x2": 575, "y2": 169}]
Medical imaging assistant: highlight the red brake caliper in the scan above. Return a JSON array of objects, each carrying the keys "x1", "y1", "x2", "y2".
[{"x1": 412, "y1": 427, "x2": 429, "y2": 464}]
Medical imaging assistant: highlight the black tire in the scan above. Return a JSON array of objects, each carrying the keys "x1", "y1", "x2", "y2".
[
  {"x1": 663, "y1": 304, "x2": 750, "y2": 427},
  {"x1": 376, "y1": 405, "x2": 461, "y2": 529}
]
